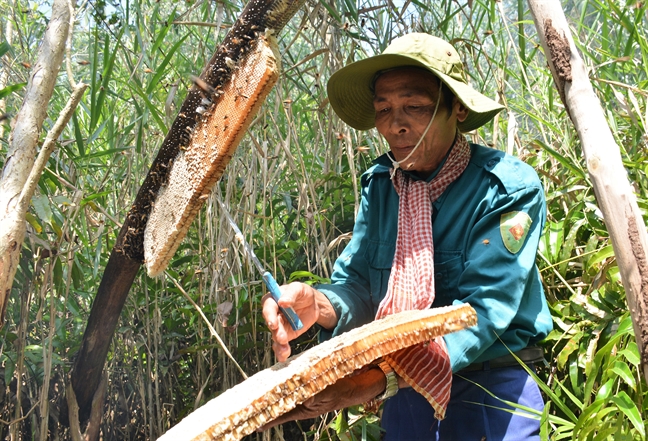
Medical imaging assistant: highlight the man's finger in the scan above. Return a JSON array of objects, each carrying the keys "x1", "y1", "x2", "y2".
[
  {"x1": 272, "y1": 340, "x2": 291, "y2": 362},
  {"x1": 261, "y1": 293, "x2": 280, "y2": 330}
]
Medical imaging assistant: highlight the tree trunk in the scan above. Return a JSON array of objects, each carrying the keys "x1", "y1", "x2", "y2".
[
  {"x1": 528, "y1": 0, "x2": 648, "y2": 383},
  {"x1": 66, "y1": 0, "x2": 307, "y2": 424},
  {"x1": 0, "y1": 0, "x2": 70, "y2": 324}
]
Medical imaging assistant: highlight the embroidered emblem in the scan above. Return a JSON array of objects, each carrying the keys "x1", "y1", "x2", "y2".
[{"x1": 500, "y1": 211, "x2": 532, "y2": 254}]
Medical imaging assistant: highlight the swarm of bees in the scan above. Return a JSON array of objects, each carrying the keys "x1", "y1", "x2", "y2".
[{"x1": 118, "y1": 6, "x2": 277, "y2": 262}]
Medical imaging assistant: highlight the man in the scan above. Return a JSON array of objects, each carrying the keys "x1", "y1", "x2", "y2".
[{"x1": 262, "y1": 33, "x2": 553, "y2": 440}]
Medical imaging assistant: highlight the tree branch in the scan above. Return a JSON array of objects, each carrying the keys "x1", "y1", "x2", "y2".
[{"x1": 17, "y1": 81, "x2": 88, "y2": 213}]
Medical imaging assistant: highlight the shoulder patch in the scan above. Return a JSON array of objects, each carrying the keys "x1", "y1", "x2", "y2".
[{"x1": 500, "y1": 211, "x2": 532, "y2": 254}]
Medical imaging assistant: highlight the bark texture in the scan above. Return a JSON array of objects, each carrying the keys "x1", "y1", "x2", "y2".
[
  {"x1": 528, "y1": 0, "x2": 648, "y2": 383},
  {"x1": 0, "y1": 0, "x2": 70, "y2": 324}
]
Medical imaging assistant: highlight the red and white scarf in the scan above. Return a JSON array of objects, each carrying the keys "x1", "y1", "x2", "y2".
[{"x1": 376, "y1": 133, "x2": 471, "y2": 420}]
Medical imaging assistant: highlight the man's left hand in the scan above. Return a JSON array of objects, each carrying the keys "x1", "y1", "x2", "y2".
[{"x1": 259, "y1": 366, "x2": 387, "y2": 430}]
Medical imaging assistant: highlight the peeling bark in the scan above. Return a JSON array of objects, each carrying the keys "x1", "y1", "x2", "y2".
[{"x1": 542, "y1": 18, "x2": 572, "y2": 121}]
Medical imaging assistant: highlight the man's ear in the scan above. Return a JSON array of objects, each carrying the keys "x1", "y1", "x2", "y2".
[{"x1": 455, "y1": 99, "x2": 469, "y2": 123}]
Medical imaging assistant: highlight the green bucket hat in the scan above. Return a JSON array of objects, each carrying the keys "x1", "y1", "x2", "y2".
[{"x1": 327, "y1": 33, "x2": 504, "y2": 133}]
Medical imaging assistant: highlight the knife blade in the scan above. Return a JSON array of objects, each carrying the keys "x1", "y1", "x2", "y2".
[{"x1": 218, "y1": 199, "x2": 303, "y2": 331}]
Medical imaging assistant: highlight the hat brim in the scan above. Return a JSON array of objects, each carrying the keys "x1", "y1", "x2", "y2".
[{"x1": 327, "y1": 53, "x2": 504, "y2": 133}]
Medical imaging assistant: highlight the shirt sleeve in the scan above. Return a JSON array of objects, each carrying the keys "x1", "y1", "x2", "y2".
[
  {"x1": 316, "y1": 183, "x2": 377, "y2": 340},
  {"x1": 443, "y1": 181, "x2": 548, "y2": 372}
]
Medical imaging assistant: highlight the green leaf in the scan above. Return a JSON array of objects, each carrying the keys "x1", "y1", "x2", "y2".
[
  {"x1": 332, "y1": 411, "x2": 349, "y2": 434},
  {"x1": 74, "y1": 147, "x2": 132, "y2": 161},
  {"x1": 0, "y1": 81, "x2": 27, "y2": 99},
  {"x1": 594, "y1": 379, "x2": 614, "y2": 402},
  {"x1": 557, "y1": 331, "x2": 582, "y2": 370},
  {"x1": 25, "y1": 212, "x2": 43, "y2": 234},
  {"x1": 4, "y1": 355, "x2": 15, "y2": 386},
  {"x1": 618, "y1": 342, "x2": 640, "y2": 366},
  {"x1": 610, "y1": 360, "x2": 636, "y2": 391},
  {"x1": 90, "y1": 29, "x2": 124, "y2": 132},
  {"x1": 318, "y1": 0, "x2": 343, "y2": 23},
  {"x1": 586, "y1": 245, "x2": 615, "y2": 273},
  {"x1": 609, "y1": 391, "x2": 645, "y2": 437},
  {"x1": 146, "y1": 34, "x2": 189, "y2": 95},
  {"x1": 0, "y1": 41, "x2": 11, "y2": 58},
  {"x1": 32, "y1": 194, "x2": 53, "y2": 224},
  {"x1": 71, "y1": 111, "x2": 85, "y2": 157}
]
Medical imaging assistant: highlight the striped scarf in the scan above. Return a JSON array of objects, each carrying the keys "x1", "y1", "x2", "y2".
[{"x1": 376, "y1": 133, "x2": 471, "y2": 420}]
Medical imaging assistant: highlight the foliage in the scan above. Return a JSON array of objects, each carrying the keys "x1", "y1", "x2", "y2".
[{"x1": 0, "y1": 0, "x2": 646, "y2": 439}]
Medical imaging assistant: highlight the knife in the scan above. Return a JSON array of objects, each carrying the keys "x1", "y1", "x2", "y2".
[{"x1": 218, "y1": 199, "x2": 304, "y2": 331}]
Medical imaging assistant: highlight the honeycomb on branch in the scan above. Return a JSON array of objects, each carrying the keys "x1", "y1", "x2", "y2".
[
  {"x1": 144, "y1": 36, "x2": 280, "y2": 276},
  {"x1": 158, "y1": 303, "x2": 478, "y2": 441}
]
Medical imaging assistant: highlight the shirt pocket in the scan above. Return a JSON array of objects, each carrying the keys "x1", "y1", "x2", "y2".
[
  {"x1": 364, "y1": 240, "x2": 395, "y2": 308},
  {"x1": 433, "y1": 250, "x2": 464, "y2": 306}
]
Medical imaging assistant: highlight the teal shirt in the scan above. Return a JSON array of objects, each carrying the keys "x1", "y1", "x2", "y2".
[{"x1": 317, "y1": 143, "x2": 553, "y2": 372}]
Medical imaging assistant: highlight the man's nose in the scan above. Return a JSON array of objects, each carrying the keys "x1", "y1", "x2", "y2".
[{"x1": 389, "y1": 108, "x2": 409, "y2": 134}]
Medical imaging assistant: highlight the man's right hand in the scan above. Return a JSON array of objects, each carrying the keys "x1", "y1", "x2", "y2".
[{"x1": 262, "y1": 282, "x2": 337, "y2": 362}]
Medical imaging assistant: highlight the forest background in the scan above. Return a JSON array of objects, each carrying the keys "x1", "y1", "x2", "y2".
[{"x1": 0, "y1": 0, "x2": 647, "y2": 439}]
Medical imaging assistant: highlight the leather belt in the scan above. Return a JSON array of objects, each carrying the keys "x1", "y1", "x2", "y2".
[{"x1": 459, "y1": 346, "x2": 545, "y2": 372}]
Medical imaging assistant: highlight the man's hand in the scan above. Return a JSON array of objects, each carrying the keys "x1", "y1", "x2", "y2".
[
  {"x1": 262, "y1": 282, "x2": 337, "y2": 361},
  {"x1": 259, "y1": 367, "x2": 387, "y2": 431}
]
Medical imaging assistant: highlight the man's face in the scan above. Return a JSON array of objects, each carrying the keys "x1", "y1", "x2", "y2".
[{"x1": 373, "y1": 68, "x2": 468, "y2": 178}]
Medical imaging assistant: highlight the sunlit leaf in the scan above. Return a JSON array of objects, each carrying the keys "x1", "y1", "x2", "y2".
[
  {"x1": 0, "y1": 81, "x2": 26, "y2": 99},
  {"x1": 609, "y1": 391, "x2": 645, "y2": 437}
]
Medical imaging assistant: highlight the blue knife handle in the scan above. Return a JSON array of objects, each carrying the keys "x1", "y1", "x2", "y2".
[{"x1": 262, "y1": 271, "x2": 303, "y2": 331}]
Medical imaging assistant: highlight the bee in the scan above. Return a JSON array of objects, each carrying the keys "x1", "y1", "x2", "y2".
[
  {"x1": 201, "y1": 97, "x2": 212, "y2": 106},
  {"x1": 225, "y1": 57, "x2": 235, "y2": 69},
  {"x1": 196, "y1": 106, "x2": 206, "y2": 115},
  {"x1": 191, "y1": 75, "x2": 216, "y2": 96},
  {"x1": 231, "y1": 37, "x2": 241, "y2": 45}
]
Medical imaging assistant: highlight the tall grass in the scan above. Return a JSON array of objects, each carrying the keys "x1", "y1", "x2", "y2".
[{"x1": 0, "y1": 0, "x2": 646, "y2": 439}]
